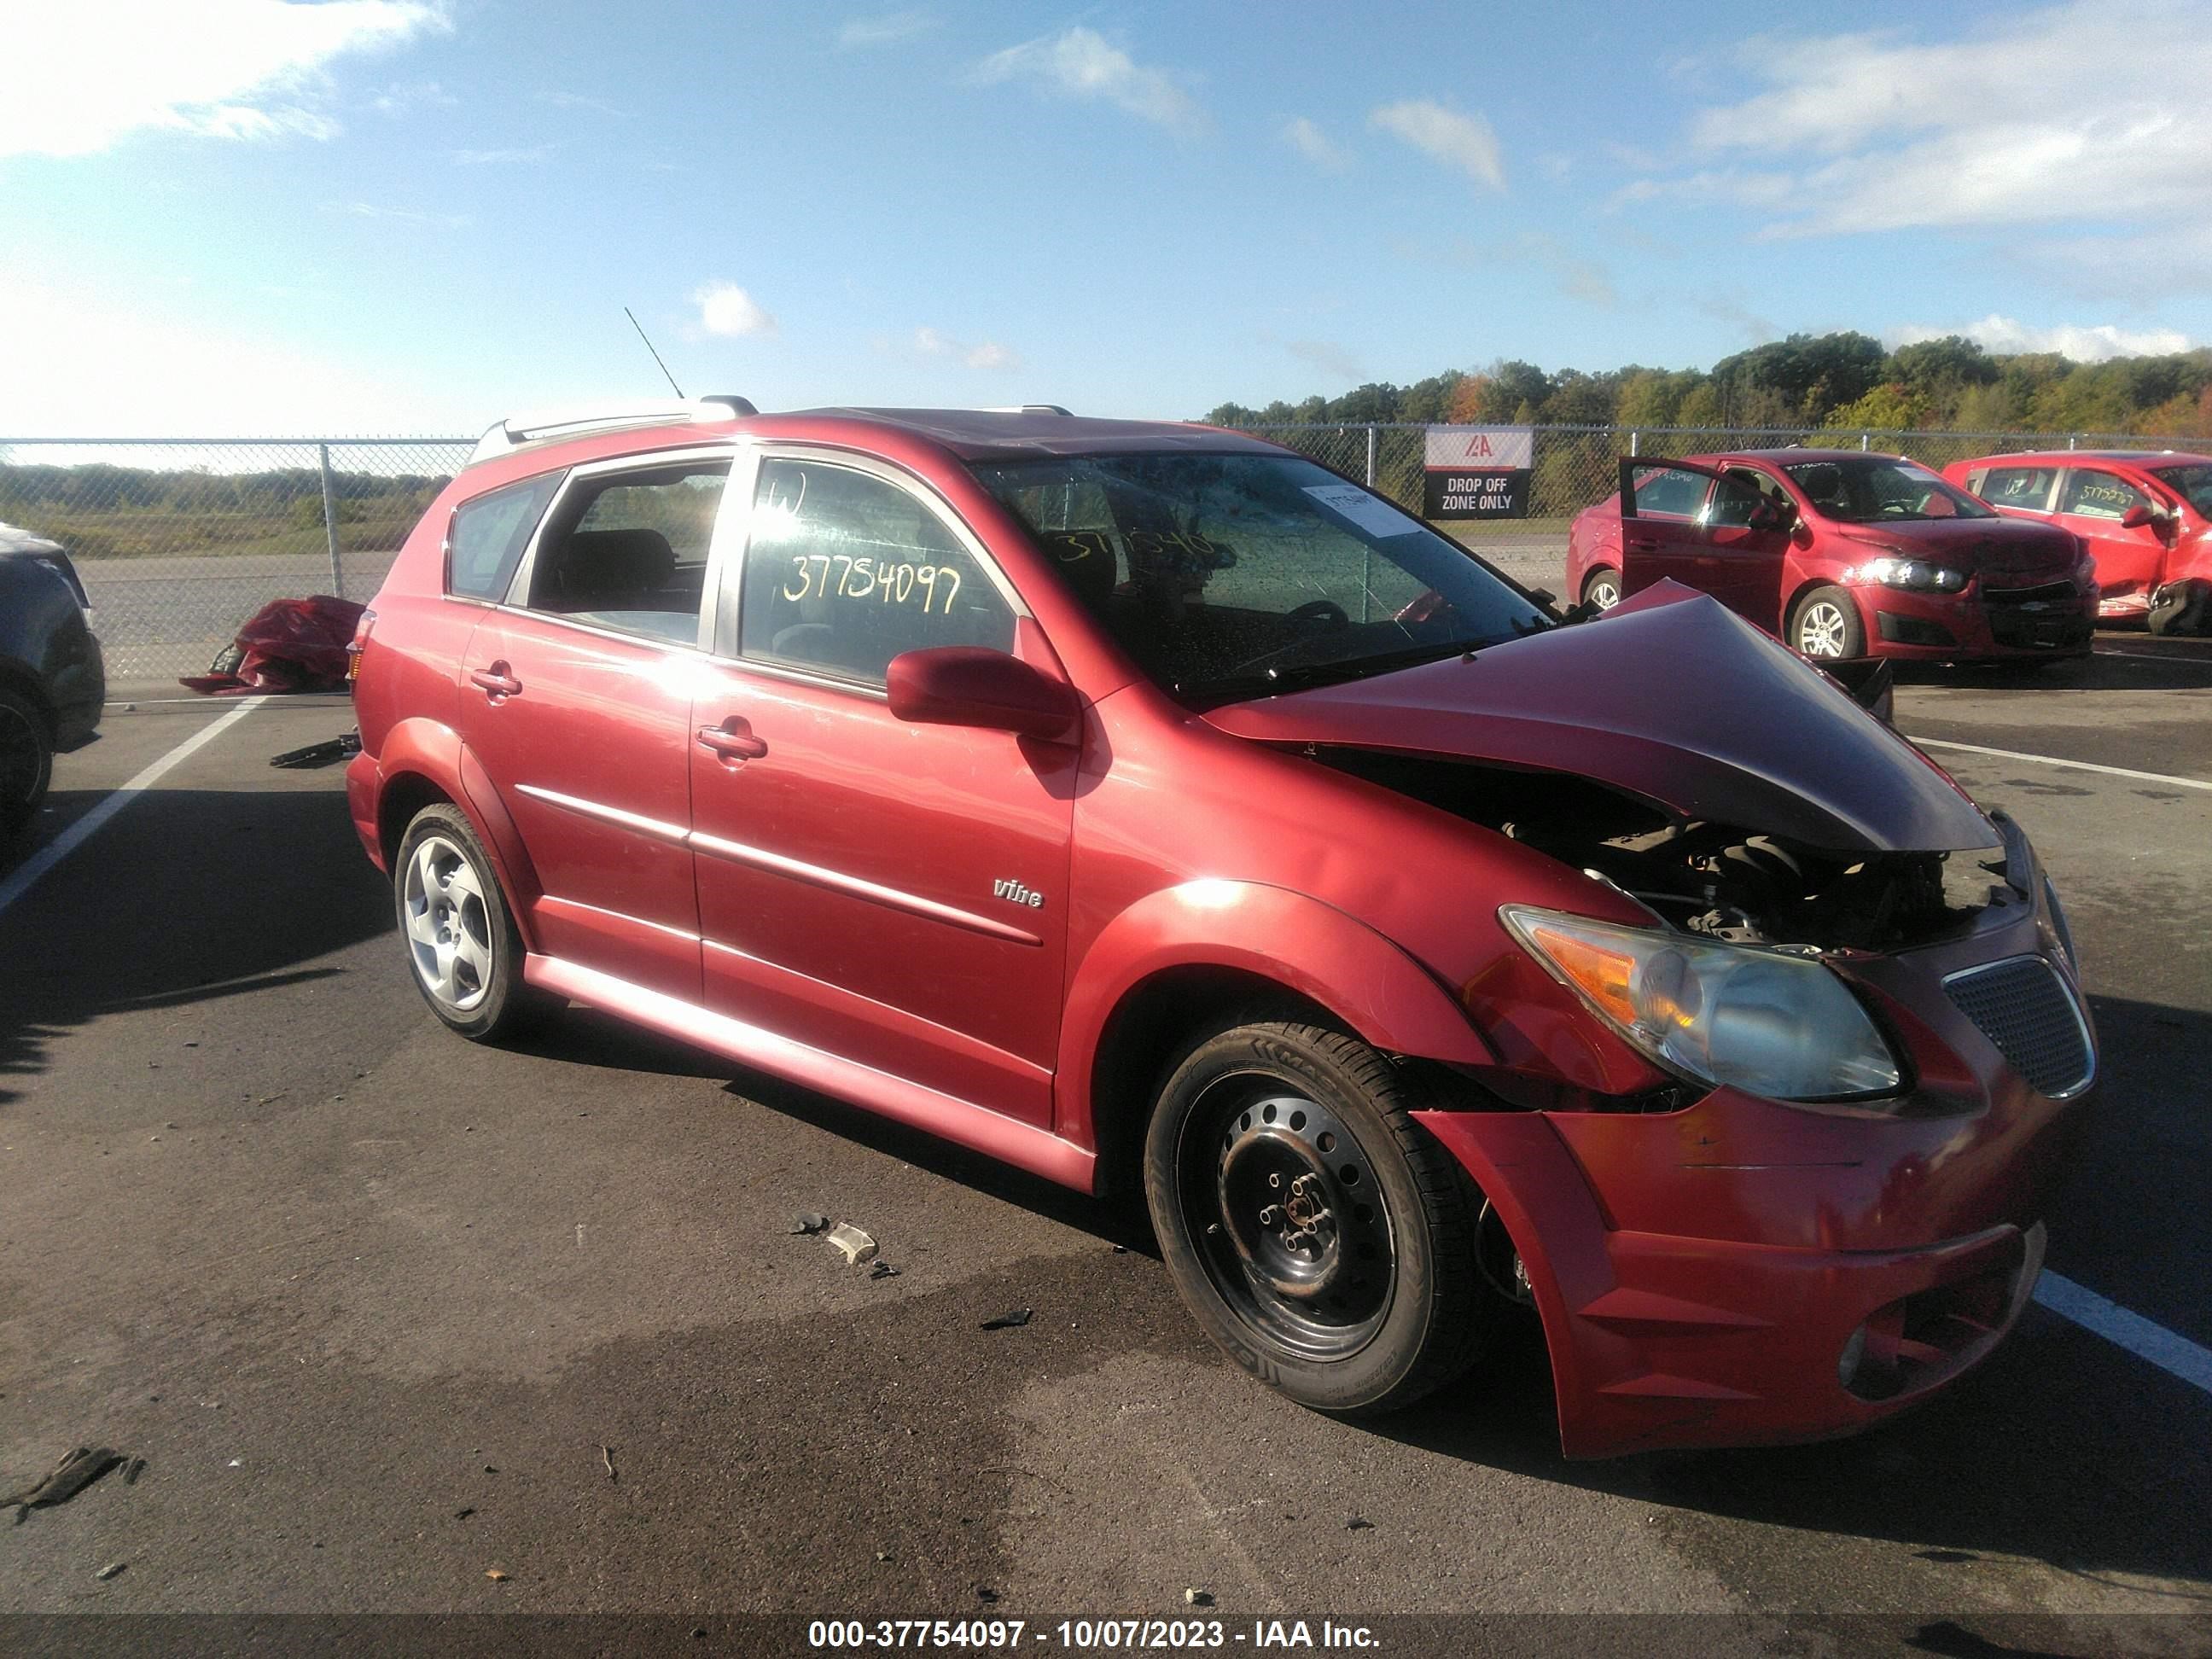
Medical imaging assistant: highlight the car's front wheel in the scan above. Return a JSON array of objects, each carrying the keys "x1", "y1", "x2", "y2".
[
  {"x1": 1144, "y1": 1019, "x2": 1499, "y2": 1415},
  {"x1": 0, "y1": 685, "x2": 53, "y2": 843},
  {"x1": 1582, "y1": 568, "x2": 1621, "y2": 611},
  {"x1": 1791, "y1": 586, "x2": 1866, "y2": 659},
  {"x1": 393, "y1": 803, "x2": 544, "y2": 1041}
]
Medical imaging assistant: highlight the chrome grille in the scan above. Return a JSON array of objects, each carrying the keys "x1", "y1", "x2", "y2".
[{"x1": 1943, "y1": 956, "x2": 2094, "y2": 1098}]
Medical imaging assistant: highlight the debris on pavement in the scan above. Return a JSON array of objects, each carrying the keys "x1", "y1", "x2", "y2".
[
  {"x1": 181, "y1": 596, "x2": 366, "y2": 696},
  {"x1": 601, "y1": 1444, "x2": 618, "y2": 1481},
  {"x1": 5, "y1": 1447, "x2": 125, "y2": 1522},
  {"x1": 824, "y1": 1221, "x2": 879, "y2": 1265},
  {"x1": 1185, "y1": 1589, "x2": 1214, "y2": 1606},
  {"x1": 1346, "y1": 1516, "x2": 1374, "y2": 1531},
  {"x1": 868, "y1": 1260, "x2": 900, "y2": 1280},
  {"x1": 96, "y1": 1562, "x2": 127, "y2": 1581},
  {"x1": 486, "y1": 1568, "x2": 509, "y2": 1582},
  {"x1": 975, "y1": 1587, "x2": 999, "y2": 1604},
  {"x1": 122, "y1": 1458, "x2": 146, "y2": 1486},
  {"x1": 980, "y1": 1308, "x2": 1033, "y2": 1330},
  {"x1": 789, "y1": 1213, "x2": 830, "y2": 1236},
  {"x1": 269, "y1": 731, "x2": 362, "y2": 769}
]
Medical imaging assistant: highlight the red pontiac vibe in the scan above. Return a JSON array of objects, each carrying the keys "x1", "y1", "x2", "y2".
[
  {"x1": 1566, "y1": 450, "x2": 2098, "y2": 662},
  {"x1": 1942, "y1": 449, "x2": 2212, "y2": 635},
  {"x1": 346, "y1": 402, "x2": 2094, "y2": 1457}
]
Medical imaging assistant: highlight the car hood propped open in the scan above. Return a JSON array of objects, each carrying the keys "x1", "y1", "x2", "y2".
[{"x1": 1201, "y1": 585, "x2": 1994, "y2": 853}]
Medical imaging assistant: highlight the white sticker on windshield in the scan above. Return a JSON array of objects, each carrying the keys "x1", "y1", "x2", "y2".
[{"x1": 1303, "y1": 483, "x2": 1422, "y2": 539}]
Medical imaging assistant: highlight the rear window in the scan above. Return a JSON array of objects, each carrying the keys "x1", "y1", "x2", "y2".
[{"x1": 447, "y1": 474, "x2": 560, "y2": 602}]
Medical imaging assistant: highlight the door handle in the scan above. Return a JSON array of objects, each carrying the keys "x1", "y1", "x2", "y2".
[
  {"x1": 696, "y1": 718, "x2": 768, "y2": 763},
  {"x1": 469, "y1": 663, "x2": 522, "y2": 699},
  {"x1": 1626, "y1": 537, "x2": 1658, "y2": 552}
]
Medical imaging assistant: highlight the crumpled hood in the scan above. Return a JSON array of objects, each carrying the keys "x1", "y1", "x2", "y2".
[
  {"x1": 1834, "y1": 514, "x2": 2075, "y2": 581},
  {"x1": 1201, "y1": 585, "x2": 1994, "y2": 853}
]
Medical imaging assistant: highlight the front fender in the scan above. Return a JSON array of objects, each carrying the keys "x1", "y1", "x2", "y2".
[{"x1": 1056, "y1": 879, "x2": 1498, "y2": 1147}]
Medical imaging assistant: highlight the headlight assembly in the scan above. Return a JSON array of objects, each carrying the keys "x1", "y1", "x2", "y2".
[
  {"x1": 1500, "y1": 906, "x2": 1903, "y2": 1103},
  {"x1": 1854, "y1": 555, "x2": 1968, "y2": 593}
]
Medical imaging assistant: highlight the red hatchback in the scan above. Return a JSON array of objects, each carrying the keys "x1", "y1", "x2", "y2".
[
  {"x1": 347, "y1": 402, "x2": 2093, "y2": 1457},
  {"x1": 1942, "y1": 449, "x2": 2212, "y2": 635},
  {"x1": 1566, "y1": 449, "x2": 2098, "y2": 662}
]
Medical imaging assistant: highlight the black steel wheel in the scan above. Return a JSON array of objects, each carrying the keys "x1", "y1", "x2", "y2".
[{"x1": 1144, "y1": 1020, "x2": 1500, "y2": 1415}]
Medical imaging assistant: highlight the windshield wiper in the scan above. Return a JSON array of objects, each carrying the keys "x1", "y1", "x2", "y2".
[{"x1": 1176, "y1": 637, "x2": 1483, "y2": 707}]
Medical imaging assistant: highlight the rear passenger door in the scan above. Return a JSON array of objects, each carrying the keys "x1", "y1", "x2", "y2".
[
  {"x1": 457, "y1": 451, "x2": 731, "y2": 1003},
  {"x1": 686, "y1": 450, "x2": 1076, "y2": 1126}
]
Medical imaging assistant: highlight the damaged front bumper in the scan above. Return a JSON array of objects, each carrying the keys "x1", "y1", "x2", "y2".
[{"x1": 1423, "y1": 838, "x2": 2093, "y2": 1458}]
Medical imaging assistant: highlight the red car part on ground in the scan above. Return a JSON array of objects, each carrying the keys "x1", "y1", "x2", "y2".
[
  {"x1": 344, "y1": 405, "x2": 2094, "y2": 1457},
  {"x1": 1565, "y1": 450, "x2": 2098, "y2": 663},
  {"x1": 1942, "y1": 448, "x2": 2212, "y2": 635}
]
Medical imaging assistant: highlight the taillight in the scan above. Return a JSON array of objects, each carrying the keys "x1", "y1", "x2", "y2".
[{"x1": 346, "y1": 607, "x2": 377, "y2": 683}]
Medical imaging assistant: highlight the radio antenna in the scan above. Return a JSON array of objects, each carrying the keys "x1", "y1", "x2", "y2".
[{"x1": 624, "y1": 306, "x2": 685, "y2": 398}]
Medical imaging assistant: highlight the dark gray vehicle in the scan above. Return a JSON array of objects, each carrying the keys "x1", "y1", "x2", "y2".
[{"x1": 0, "y1": 524, "x2": 105, "y2": 840}]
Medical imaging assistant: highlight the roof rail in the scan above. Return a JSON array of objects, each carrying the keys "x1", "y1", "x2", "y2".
[{"x1": 468, "y1": 394, "x2": 759, "y2": 464}]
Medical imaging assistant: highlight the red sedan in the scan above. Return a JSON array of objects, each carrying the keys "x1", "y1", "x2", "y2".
[
  {"x1": 346, "y1": 402, "x2": 2093, "y2": 1456},
  {"x1": 1942, "y1": 448, "x2": 2212, "y2": 635},
  {"x1": 1566, "y1": 449, "x2": 2098, "y2": 662}
]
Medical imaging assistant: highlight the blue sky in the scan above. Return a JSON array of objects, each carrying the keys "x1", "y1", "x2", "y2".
[{"x1": 3, "y1": 0, "x2": 2209, "y2": 434}]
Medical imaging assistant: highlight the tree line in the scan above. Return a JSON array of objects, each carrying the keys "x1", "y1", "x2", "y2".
[{"x1": 1202, "y1": 332, "x2": 2212, "y2": 436}]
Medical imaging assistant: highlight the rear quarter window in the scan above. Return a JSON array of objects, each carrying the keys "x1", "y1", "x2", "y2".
[
  {"x1": 447, "y1": 474, "x2": 561, "y2": 602},
  {"x1": 1977, "y1": 466, "x2": 2059, "y2": 510}
]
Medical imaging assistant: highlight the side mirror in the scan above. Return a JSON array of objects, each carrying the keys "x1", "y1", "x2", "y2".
[
  {"x1": 2120, "y1": 504, "x2": 2157, "y2": 530},
  {"x1": 886, "y1": 647, "x2": 1080, "y2": 742},
  {"x1": 1526, "y1": 586, "x2": 1557, "y2": 608}
]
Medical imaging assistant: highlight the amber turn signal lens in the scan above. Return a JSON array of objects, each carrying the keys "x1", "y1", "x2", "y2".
[{"x1": 1525, "y1": 923, "x2": 1639, "y2": 1028}]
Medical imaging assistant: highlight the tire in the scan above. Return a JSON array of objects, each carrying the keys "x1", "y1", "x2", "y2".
[
  {"x1": 0, "y1": 685, "x2": 54, "y2": 843},
  {"x1": 1582, "y1": 568, "x2": 1621, "y2": 611},
  {"x1": 2147, "y1": 578, "x2": 2210, "y2": 637},
  {"x1": 1143, "y1": 1019, "x2": 1498, "y2": 1416},
  {"x1": 1791, "y1": 585, "x2": 1866, "y2": 660},
  {"x1": 392, "y1": 802, "x2": 546, "y2": 1041}
]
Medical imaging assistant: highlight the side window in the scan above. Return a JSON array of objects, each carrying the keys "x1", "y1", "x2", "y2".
[
  {"x1": 447, "y1": 474, "x2": 560, "y2": 602},
  {"x1": 1626, "y1": 465, "x2": 1710, "y2": 519},
  {"x1": 1705, "y1": 467, "x2": 1784, "y2": 527},
  {"x1": 2058, "y1": 469, "x2": 2147, "y2": 521},
  {"x1": 1979, "y1": 466, "x2": 2058, "y2": 510},
  {"x1": 523, "y1": 461, "x2": 729, "y2": 644},
  {"x1": 738, "y1": 458, "x2": 1015, "y2": 684}
]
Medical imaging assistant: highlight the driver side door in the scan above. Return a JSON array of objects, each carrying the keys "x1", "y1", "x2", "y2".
[{"x1": 1617, "y1": 459, "x2": 1791, "y2": 634}]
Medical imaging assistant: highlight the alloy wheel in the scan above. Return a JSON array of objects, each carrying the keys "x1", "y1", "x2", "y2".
[
  {"x1": 401, "y1": 834, "x2": 494, "y2": 1012},
  {"x1": 1798, "y1": 601, "x2": 1850, "y2": 657},
  {"x1": 0, "y1": 700, "x2": 44, "y2": 815}
]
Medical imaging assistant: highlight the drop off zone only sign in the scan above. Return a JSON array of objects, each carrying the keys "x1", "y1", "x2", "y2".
[{"x1": 1423, "y1": 426, "x2": 1534, "y2": 518}]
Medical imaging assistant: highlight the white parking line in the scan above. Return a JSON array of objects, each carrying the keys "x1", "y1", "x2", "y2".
[
  {"x1": 0, "y1": 696, "x2": 266, "y2": 918},
  {"x1": 2035, "y1": 1272, "x2": 2212, "y2": 1396},
  {"x1": 1912, "y1": 736, "x2": 2212, "y2": 794}
]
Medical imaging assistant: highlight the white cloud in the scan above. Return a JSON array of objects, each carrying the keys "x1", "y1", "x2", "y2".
[
  {"x1": 1890, "y1": 313, "x2": 2197, "y2": 362},
  {"x1": 1663, "y1": 2, "x2": 2212, "y2": 236},
  {"x1": 913, "y1": 326, "x2": 1021, "y2": 370},
  {"x1": 1369, "y1": 99, "x2": 1503, "y2": 189},
  {"x1": 696, "y1": 282, "x2": 778, "y2": 339},
  {"x1": 0, "y1": 271, "x2": 470, "y2": 434},
  {"x1": 452, "y1": 145, "x2": 549, "y2": 165},
  {"x1": 370, "y1": 79, "x2": 453, "y2": 116},
  {"x1": 537, "y1": 90, "x2": 629, "y2": 118},
  {"x1": 839, "y1": 11, "x2": 937, "y2": 49},
  {"x1": 324, "y1": 200, "x2": 469, "y2": 228},
  {"x1": 1281, "y1": 117, "x2": 1350, "y2": 173},
  {"x1": 0, "y1": 0, "x2": 445, "y2": 160},
  {"x1": 974, "y1": 27, "x2": 1205, "y2": 136}
]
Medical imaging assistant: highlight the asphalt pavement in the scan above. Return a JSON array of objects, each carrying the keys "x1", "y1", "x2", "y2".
[{"x1": 1, "y1": 636, "x2": 2209, "y2": 1655}]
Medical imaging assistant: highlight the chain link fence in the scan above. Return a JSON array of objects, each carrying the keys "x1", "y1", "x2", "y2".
[
  {"x1": 5, "y1": 424, "x2": 2205, "y2": 682},
  {"x1": 0, "y1": 439, "x2": 471, "y2": 679},
  {"x1": 1234, "y1": 422, "x2": 2212, "y2": 600}
]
